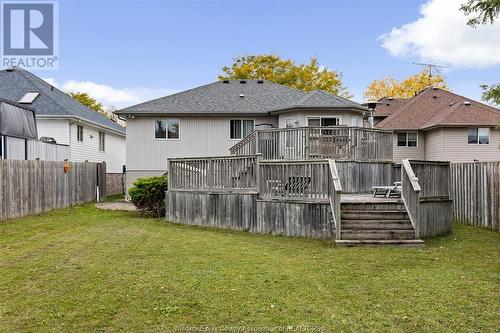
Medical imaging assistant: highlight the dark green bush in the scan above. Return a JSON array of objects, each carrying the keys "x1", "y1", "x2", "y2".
[{"x1": 128, "y1": 176, "x2": 168, "y2": 217}]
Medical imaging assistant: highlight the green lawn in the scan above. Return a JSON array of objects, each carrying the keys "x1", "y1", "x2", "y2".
[{"x1": 0, "y1": 203, "x2": 499, "y2": 332}]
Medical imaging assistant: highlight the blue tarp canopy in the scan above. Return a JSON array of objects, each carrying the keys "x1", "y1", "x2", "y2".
[{"x1": 0, "y1": 99, "x2": 37, "y2": 140}]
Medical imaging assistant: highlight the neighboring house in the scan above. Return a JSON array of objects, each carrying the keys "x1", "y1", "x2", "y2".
[
  {"x1": 115, "y1": 79, "x2": 368, "y2": 190},
  {"x1": 0, "y1": 67, "x2": 126, "y2": 193},
  {"x1": 374, "y1": 87, "x2": 500, "y2": 162}
]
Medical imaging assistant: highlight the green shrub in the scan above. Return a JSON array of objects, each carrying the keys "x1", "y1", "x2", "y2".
[{"x1": 128, "y1": 176, "x2": 168, "y2": 217}]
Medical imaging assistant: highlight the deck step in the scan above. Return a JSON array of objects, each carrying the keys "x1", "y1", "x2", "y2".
[
  {"x1": 336, "y1": 239, "x2": 425, "y2": 247},
  {"x1": 342, "y1": 220, "x2": 413, "y2": 230},
  {"x1": 342, "y1": 211, "x2": 409, "y2": 220},
  {"x1": 340, "y1": 229, "x2": 415, "y2": 240},
  {"x1": 341, "y1": 202, "x2": 405, "y2": 211}
]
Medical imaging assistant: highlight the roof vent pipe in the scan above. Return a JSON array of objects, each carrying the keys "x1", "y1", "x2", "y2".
[
  {"x1": 240, "y1": 80, "x2": 246, "y2": 84},
  {"x1": 463, "y1": 101, "x2": 471, "y2": 106},
  {"x1": 239, "y1": 94, "x2": 245, "y2": 99}
]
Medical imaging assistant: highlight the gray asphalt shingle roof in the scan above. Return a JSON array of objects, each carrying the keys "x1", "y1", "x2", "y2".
[
  {"x1": 0, "y1": 68, "x2": 125, "y2": 135},
  {"x1": 116, "y1": 80, "x2": 367, "y2": 115}
]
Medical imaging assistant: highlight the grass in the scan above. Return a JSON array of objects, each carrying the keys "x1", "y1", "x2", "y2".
[{"x1": 0, "y1": 203, "x2": 499, "y2": 332}]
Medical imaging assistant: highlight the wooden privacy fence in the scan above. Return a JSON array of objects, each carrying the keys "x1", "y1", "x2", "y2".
[
  {"x1": 451, "y1": 162, "x2": 500, "y2": 231},
  {"x1": 0, "y1": 160, "x2": 106, "y2": 221},
  {"x1": 401, "y1": 160, "x2": 452, "y2": 238},
  {"x1": 229, "y1": 126, "x2": 393, "y2": 162}
]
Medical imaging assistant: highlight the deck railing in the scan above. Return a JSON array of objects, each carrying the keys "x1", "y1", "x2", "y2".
[
  {"x1": 229, "y1": 126, "x2": 393, "y2": 161},
  {"x1": 259, "y1": 160, "x2": 332, "y2": 200},
  {"x1": 401, "y1": 159, "x2": 452, "y2": 238},
  {"x1": 168, "y1": 155, "x2": 259, "y2": 192}
]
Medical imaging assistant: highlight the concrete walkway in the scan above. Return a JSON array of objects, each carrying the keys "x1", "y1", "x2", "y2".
[{"x1": 95, "y1": 200, "x2": 137, "y2": 212}]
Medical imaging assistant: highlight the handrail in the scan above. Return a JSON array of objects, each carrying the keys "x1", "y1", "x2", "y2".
[
  {"x1": 402, "y1": 159, "x2": 421, "y2": 192},
  {"x1": 169, "y1": 154, "x2": 258, "y2": 161},
  {"x1": 229, "y1": 131, "x2": 257, "y2": 153},
  {"x1": 328, "y1": 159, "x2": 343, "y2": 192},
  {"x1": 327, "y1": 159, "x2": 342, "y2": 239}
]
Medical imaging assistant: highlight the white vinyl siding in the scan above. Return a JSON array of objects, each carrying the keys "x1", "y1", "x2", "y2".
[
  {"x1": 439, "y1": 128, "x2": 500, "y2": 162},
  {"x1": 70, "y1": 123, "x2": 125, "y2": 173},
  {"x1": 126, "y1": 116, "x2": 276, "y2": 171},
  {"x1": 392, "y1": 132, "x2": 426, "y2": 162},
  {"x1": 278, "y1": 110, "x2": 366, "y2": 128},
  {"x1": 35, "y1": 118, "x2": 70, "y2": 145},
  {"x1": 425, "y1": 129, "x2": 444, "y2": 161}
]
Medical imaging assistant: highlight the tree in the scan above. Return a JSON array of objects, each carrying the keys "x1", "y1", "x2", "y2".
[
  {"x1": 460, "y1": 0, "x2": 500, "y2": 27},
  {"x1": 480, "y1": 83, "x2": 500, "y2": 106},
  {"x1": 219, "y1": 54, "x2": 351, "y2": 98},
  {"x1": 69, "y1": 92, "x2": 113, "y2": 120},
  {"x1": 364, "y1": 70, "x2": 448, "y2": 101}
]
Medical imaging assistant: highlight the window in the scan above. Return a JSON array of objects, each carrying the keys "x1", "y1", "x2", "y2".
[
  {"x1": 307, "y1": 117, "x2": 340, "y2": 127},
  {"x1": 230, "y1": 119, "x2": 254, "y2": 139},
  {"x1": 99, "y1": 132, "x2": 105, "y2": 151},
  {"x1": 18, "y1": 92, "x2": 39, "y2": 104},
  {"x1": 155, "y1": 119, "x2": 180, "y2": 139},
  {"x1": 397, "y1": 132, "x2": 418, "y2": 147},
  {"x1": 77, "y1": 125, "x2": 83, "y2": 142},
  {"x1": 468, "y1": 128, "x2": 490, "y2": 144},
  {"x1": 351, "y1": 117, "x2": 360, "y2": 127},
  {"x1": 285, "y1": 117, "x2": 297, "y2": 128}
]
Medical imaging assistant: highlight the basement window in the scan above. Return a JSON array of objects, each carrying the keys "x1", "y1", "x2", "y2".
[
  {"x1": 468, "y1": 128, "x2": 490, "y2": 144},
  {"x1": 397, "y1": 132, "x2": 418, "y2": 147}
]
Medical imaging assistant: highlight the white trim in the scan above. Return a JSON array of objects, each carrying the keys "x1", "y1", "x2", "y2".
[
  {"x1": 153, "y1": 118, "x2": 181, "y2": 141},
  {"x1": 229, "y1": 118, "x2": 255, "y2": 140}
]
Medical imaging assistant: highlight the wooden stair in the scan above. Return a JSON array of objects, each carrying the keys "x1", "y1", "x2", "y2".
[{"x1": 337, "y1": 200, "x2": 424, "y2": 247}]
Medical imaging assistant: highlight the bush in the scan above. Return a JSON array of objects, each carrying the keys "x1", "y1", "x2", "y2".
[{"x1": 128, "y1": 176, "x2": 168, "y2": 217}]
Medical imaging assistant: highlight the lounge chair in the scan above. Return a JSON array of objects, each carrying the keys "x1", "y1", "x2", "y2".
[
  {"x1": 372, "y1": 181, "x2": 402, "y2": 198},
  {"x1": 272, "y1": 176, "x2": 311, "y2": 197}
]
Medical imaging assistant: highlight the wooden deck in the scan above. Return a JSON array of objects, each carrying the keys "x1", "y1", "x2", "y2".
[{"x1": 167, "y1": 156, "x2": 453, "y2": 242}]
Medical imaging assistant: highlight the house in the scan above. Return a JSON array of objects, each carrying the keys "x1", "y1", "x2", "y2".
[
  {"x1": 0, "y1": 67, "x2": 126, "y2": 193},
  {"x1": 115, "y1": 79, "x2": 369, "y2": 190},
  {"x1": 373, "y1": 87, "x2": 500, "y2": 162}
]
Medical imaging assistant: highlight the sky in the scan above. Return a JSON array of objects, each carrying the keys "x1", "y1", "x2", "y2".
[{"x1": 29, "y1": 0, "x2": 500, "y2": 108}]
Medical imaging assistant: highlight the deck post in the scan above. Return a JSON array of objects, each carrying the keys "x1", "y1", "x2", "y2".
[{"x1": 255, "y1": 153, "x2": 262, "y2": 197}]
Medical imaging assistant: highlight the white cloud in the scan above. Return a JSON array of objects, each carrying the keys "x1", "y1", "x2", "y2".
[
  {"x1": 43, "y1": 78, "x2": 176, "y2": 109},
  {"x1": 379, "y1": 0, "x2": 500, "y2": 68}
]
